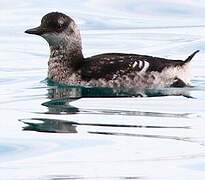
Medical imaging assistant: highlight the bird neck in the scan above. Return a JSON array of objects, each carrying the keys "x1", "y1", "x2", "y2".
[
  {"x1": 47, "y1": 38, "x2": 84, "y2": 83},
  {"x1": 49, "y1": 43, "x2": 83, "y2": 67}
]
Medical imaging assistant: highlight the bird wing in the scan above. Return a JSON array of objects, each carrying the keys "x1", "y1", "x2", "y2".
[{"x1": 81, "y1": 53, "x2": 183, "y2": 81}]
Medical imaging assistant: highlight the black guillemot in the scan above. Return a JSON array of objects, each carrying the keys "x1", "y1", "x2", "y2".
[{"x1": 25, "y1": 12, "x2": 199, "y2": 89}]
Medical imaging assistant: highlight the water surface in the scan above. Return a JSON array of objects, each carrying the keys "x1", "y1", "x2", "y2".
[{"x1": 1, "y1": 1, "x2": 205, "y2": 179}]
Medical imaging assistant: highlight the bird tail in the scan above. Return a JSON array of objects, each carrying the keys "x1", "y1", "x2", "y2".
[{"x1": 184, "y1": 50, "x2": 200, "y2": 63}]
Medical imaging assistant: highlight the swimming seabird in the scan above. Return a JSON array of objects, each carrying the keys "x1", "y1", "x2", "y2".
[{"x1": 25, "y1": 12, "x2": 199, "y2": 89}]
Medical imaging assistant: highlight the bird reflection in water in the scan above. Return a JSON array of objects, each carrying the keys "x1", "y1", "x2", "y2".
[
  {"x1": 20, "y1": 118, "x2": 189, "y2": 134},
  {"x1": 43, "y1": 79, "x2": 193, "y2": 115},
  {"x1": 46, "y1": 79, "x2": 193, "y2": 99},
  {"x1": 19, "y1": 80, "x2": 193, "y2": 133},
  {"x1": 19, "y1": 118, "x2": 78, "y2": 133}
]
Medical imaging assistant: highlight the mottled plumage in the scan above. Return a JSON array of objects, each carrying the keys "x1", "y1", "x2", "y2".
[{"x1": 25, "y1": 12, "x2": 199, "y2": 89}]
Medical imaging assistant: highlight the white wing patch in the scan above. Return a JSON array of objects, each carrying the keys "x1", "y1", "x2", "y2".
[
  {"x1": 138, "y1": 60, "x2": 143, "y2": 69},
  {"x1": 132, "y1": 61, "x2": 138, "y2": 68},
  {"x1": 142, "y1": 61, "x2": 150, "y2": 72},
  {"x1": 132, "y1": 60, "x2": 150, "y2": 72}
]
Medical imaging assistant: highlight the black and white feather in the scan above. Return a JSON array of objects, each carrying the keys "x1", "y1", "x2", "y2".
[{"x1": 25, "y1": 12, "x2": 199, "y2": 89}]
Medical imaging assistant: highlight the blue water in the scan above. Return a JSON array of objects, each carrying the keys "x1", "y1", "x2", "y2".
[{"x1": 1, "y1": 0, "x2": 205, "y2": 179}]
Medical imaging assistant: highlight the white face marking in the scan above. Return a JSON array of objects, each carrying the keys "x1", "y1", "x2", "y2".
[
  {"x1": 42, "y1": 32, "x2": 67, "y2": 46},
  {"x1": 41, "y1": 21, "x2": 82, "y2": 48}
]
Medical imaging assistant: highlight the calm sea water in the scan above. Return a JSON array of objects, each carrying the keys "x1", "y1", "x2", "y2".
[{"x1": 1, "y1": 0, "x2": 205, "y2": 179}]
